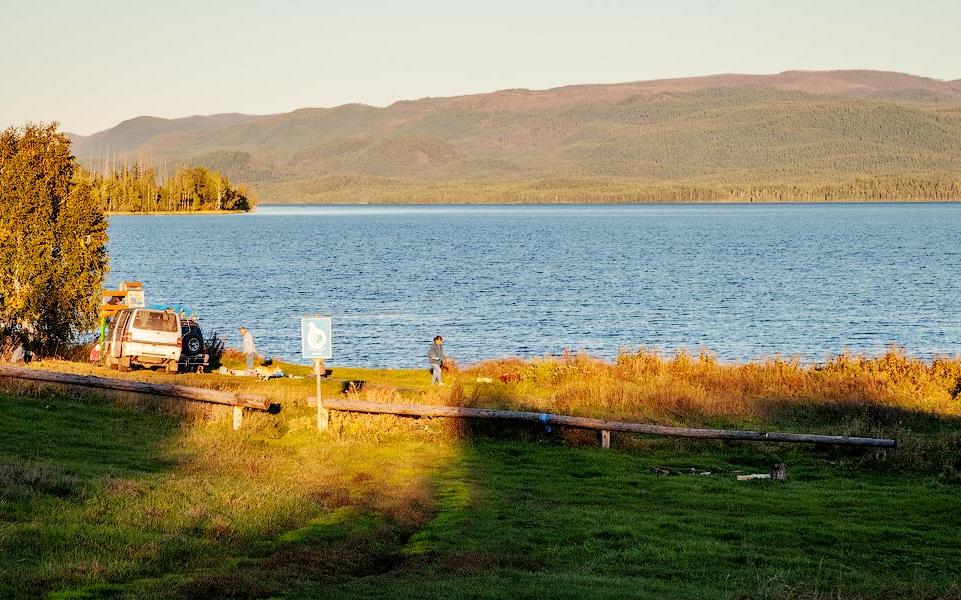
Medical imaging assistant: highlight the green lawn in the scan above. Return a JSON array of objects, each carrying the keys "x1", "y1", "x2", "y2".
[
  {"x1": 1, "y1": 387, "x2": 959, "y2": 599},
  {"x1": 327, "y1": 442, "x2": 961, "y2": 599}
]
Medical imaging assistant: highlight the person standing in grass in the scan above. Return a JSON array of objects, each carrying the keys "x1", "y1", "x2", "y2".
[
  {"x1": 239, "y1": 326, "x2": 256, "y2": 371},
  {"x1": 428, "y1": 336, "x2": 445, "y2": 385}
]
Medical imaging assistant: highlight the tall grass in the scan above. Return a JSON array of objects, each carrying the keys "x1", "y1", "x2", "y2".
[
  {"x1": 458, "y1": 347, "x2": 961, "y2": 424},
  {"x1": 4, "y1": 350, "x2": 961, "y2": 596},
  {"x1": 395, "y1": 347, "x2": 961, "y2": 476},
  {"x1": 18, "y1": 348, "x2": 961, "y2": 476}
]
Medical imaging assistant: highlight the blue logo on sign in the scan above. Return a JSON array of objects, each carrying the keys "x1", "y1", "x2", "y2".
[{"x1": 301, "y1": 316, "x2": 332, "y2": 359}]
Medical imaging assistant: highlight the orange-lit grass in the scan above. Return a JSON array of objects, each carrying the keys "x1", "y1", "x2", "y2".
[
  {"x1": 389, "y1": 347, "x2": 961, "y2": 476},
  {"x1": 453, "y1": 347, "x2": 961, "y2": 424},
  {"x1": 4, "y1": 349, "x2": 961, "y2": 597},
  {"x1": 18, "y1": 348, "x2": 961, "y2": 477}
]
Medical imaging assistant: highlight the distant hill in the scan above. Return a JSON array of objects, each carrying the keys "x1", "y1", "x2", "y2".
[{"x1": 68, "y1": 70, "x2": 961, "y2": 203}]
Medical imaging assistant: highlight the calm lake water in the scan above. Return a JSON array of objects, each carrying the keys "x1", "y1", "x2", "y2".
[{"x1": 106, "y1": 204, "x2": 961, "y2": 367}]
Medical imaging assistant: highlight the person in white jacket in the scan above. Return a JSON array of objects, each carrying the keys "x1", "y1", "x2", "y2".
[{"x1": 239, "y1": 326, "x2": 256, "y2": 371}]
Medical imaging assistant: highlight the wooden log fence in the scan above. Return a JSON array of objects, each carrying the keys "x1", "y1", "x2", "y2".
[
  {"x1": 321, "y1": 398, "x2": 897, "y2": 448},
  {"x1": 0, "y1": 366, "x2": 270, "y2": 430}
]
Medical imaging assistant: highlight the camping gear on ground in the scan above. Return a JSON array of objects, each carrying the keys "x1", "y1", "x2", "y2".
[{"x1": 216, "y1": 365, "x2": 285, "y2": 380}]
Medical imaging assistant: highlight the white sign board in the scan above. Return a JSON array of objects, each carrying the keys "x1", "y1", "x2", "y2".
[
  {"x1": 126, "y1": 290, "x2": 145, "y2": 308},
  {"x1": 301, "y1": 316, "x2": 333, "y2": 360}
]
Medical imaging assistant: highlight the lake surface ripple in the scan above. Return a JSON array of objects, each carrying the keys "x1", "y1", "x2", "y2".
[{"x1": 106, "y1": 204, "x2": 961, "y2": 367}]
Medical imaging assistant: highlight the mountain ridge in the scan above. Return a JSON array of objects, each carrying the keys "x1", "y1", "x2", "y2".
[{"x1": 67, "y1": 70, "x2": 961, "y2": 203}]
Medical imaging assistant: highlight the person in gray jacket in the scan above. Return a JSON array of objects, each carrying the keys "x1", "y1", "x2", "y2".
[
  {"x1": 428, "y1": 336, "x2": 445, "y2": 385},
  {"x1": 239, "y1": 326, "x2": 256, "y2": 371}
]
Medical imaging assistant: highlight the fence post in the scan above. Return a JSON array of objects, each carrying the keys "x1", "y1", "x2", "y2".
[
  {"x1": 232, "y1": 406, "x2": 243, "y2": 431},
  {"x1": 600, "y1": 429, "x2": 611, "y2": 449},
  {"x1": 315, "y1": 358, "x2": 328, "y2": 430}
]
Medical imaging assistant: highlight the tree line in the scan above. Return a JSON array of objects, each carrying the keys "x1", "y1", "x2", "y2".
[
  {"x1": 262, "y1": 174, "x2": 961, "y2": 204},
  {"x1": 83, "y1": 163, "x2": 255, "y2": 213}
]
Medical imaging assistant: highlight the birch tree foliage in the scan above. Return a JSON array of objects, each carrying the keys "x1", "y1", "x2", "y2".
[{"x1": 0, "y1": 123, "x2": 108, "y2": 354}]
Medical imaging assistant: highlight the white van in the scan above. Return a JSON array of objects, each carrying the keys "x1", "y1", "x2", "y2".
[{"x1": 103, "y1": 308, "x2": 182, "y2": 372}]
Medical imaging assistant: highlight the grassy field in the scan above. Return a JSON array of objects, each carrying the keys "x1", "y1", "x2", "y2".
[{"x1": 2, "y1": 351, "x2": 960, "y2": 598}]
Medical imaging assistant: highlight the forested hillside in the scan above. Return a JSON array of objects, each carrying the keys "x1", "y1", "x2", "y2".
[{"x1": 68, "y1": 70, "x2": 961, "y2": 203}]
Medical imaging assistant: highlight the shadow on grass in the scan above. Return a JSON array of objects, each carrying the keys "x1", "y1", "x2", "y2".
[
  {"x1": 740, "y1": 398, "x2": 961, "y2": 478},
  {"x1": 317, "y1": 434, "x2": 961, "y2": 599},
  {"x1": 306, "y1": 393, "x2": 961, "y2": 599},
  {"x1": 4, "y1": 379, "x2": 961, "y2": 600},
  {"x1": 0, "y1": 383, "x2": 456, "y2": 599},
  {"x1": 0, "y1": 386, "x2": 181, "y2": 598}
]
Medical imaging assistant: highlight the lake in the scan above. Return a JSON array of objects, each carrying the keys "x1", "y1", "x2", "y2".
[{"x1": 105, "y1": 204, "x2": 961, "y2": 368}]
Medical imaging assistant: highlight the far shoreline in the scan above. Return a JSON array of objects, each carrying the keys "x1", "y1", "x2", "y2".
[
  {"x1": 252, "y1": 198, "x2": 961, "y2": 207},
  {"x1": 106, "y1": 209, "x2": 252, "y2": 216},
  {"x1": 102, "y1": 199, "x2": 961, "y2": 217}
]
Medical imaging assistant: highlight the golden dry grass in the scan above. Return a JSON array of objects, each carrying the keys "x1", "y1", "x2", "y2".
[
  {"x1": 340, "y1": 346, "x2": 961, "y2": 476},
  {"x1": 4, "y1": 348, "x2": 961, "y2": 597},
  {"x1": 16, "y1": 347, "x2": 961, "y2": 476},
  {"x1": 24, "y1": 346, "x2": 961, "y2": 433},
  {"x1": 451, "y1": 347, "x2": 961, "y2": 423}
]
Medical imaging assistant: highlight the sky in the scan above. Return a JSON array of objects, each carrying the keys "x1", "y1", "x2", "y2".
[{"x1": 3, "y1": 0, "x2": 960, "y2": 135}]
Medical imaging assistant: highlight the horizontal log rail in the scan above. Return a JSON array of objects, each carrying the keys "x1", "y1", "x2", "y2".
[
  {"x1": 322, "y1": 398, "x2": 896, "y2": 448},
  {"x1": 0, "y1": 366, "x2": 270, "y2": 411}
]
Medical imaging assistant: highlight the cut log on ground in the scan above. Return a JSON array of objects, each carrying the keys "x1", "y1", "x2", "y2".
[
  {"x1": 0, "y1": 366, "x2": 270, "y2": 410},
  {"x1": 322, "y1": 398, "x2": 897, "y2": 448}
]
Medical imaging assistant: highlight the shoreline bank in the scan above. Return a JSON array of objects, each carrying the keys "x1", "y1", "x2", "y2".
[
  {"x1": 106, "y1": 209, "x2": 251, "y2": 216},
  {"x1": 253, "y1": 198, "x2": 961, "y2": 207}
]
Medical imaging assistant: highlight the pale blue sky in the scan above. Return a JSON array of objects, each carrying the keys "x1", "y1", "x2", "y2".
[{"x1": 3, "y1": 0, "x2": 959, "y2": 134}]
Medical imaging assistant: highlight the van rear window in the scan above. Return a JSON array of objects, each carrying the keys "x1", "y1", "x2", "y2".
[{"x1": 133, "y1": 311, "x2": 178, "y2": 332}]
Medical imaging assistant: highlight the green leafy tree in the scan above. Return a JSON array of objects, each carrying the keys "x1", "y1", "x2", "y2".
[{"x1": 0, "y1": 123, "x2": 108, "y2": 355}]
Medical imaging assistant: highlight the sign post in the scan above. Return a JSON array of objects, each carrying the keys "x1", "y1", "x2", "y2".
[{"x1": 301, "y1": 316, "x2": 333, "y2": 430}]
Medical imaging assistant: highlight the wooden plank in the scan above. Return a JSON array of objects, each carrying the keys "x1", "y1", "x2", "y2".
[
  {"x1": 0, "y1": 366, "x2": 270, "y2": 410},
  {"x1": 322, "y1": 398, "x2": 896, "y2": 448}
]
